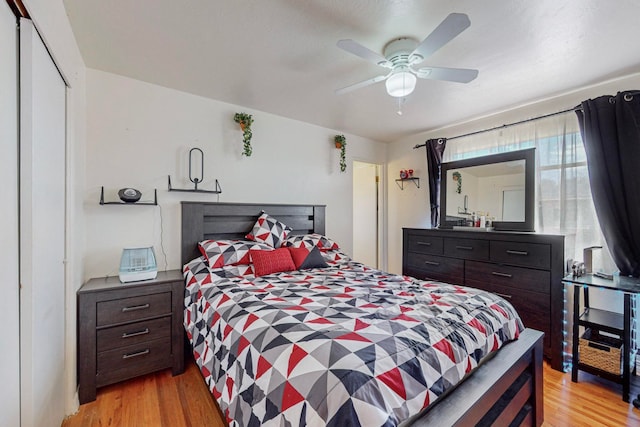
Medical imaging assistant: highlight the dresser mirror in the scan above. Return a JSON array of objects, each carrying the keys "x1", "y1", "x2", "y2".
[{"x1": 439, "y1": 148, "x2": 535, "y2": 231}]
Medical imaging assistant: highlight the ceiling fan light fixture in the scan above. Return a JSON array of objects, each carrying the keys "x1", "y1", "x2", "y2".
[{"x1": 385, "y1": 70, "x2": 416, "y2": 97}]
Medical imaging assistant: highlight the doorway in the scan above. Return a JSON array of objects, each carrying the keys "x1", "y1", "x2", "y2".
[{"x1": 352, "y1": 161, "x2": 382, "y2": 268}]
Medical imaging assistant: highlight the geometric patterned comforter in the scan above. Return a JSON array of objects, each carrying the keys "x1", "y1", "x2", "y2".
[{"x1": 183, "y1": 254, "x2": 523, "y2": 427}]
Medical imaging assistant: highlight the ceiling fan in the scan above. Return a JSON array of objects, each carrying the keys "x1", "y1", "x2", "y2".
[{"x1": 335, "y1": 13, "x2": 478, "y2": 97}]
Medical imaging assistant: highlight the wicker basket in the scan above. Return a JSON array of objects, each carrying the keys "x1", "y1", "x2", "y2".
[{"x1": 579, "y1": 328, "x2": 623, "y2": 375}]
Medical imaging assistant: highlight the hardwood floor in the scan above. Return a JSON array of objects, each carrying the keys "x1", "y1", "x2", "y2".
[
  {"x1": 62, "y1": 360, "x2": 224, "y2": 427},
  {"x1": 63, "y1": 358, "x2": 640, "y2": 427},
  {"x1": 544, "y1": 364, "x2": 640, "y2": 427}
]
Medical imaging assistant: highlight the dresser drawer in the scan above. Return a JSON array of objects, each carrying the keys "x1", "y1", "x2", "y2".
[
  {"x1": 97, "y1": 292, "x2": 171, "y2": 327},
  {"x1": 406, "y1": 253, "x2": 464, "y2": 284},
  {"x1": 97, "y1": 316, "x2": 171, "y2": 352},
  {"x1": 490, "y1": 241, "x2": 550, "y2": 270},
  {"x1": 406, "y1": 233, "x2": 444, "y2": 255},
  {"x1": 96, "y1": 338, "x2": 171, "y2": 387},
  {"x1": 465, "y1": 261, "x2": 550, "y2": 294},
  {"x1": 444, "y1": 237, "x2": 489, "y2": 261},
  {"x1": 465, "y1": 280, "x2": 550, "y2": 340}
]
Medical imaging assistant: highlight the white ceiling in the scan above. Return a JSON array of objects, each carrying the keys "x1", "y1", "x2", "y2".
[{"x1": 63, "y1": 0, "x2": 640, "y2": 142}]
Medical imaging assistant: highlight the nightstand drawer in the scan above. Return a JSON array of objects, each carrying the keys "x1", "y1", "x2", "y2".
[
  {"x1": 97, "y1": 292, "x2": 171, "y2": 326},
  {"x1": 490, "y1": 241, "x2": 550, "y2": 269},
  {"x1": 97, "y1": 316, "x2": 171, "y2": 352},
  {"x1": 96, "y1": 338, "x2": 171, "y2": 385}
]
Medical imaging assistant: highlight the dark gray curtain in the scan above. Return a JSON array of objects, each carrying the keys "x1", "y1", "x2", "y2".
[
  {"x1": 575, "y1": 91, "x2": 640, "y2": 277},
  {"x1": 426, "y1": 138, "x2": 447, "y2": 227}
]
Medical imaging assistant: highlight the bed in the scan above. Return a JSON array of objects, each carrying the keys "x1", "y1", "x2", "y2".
[{"x1": 180, "y1": 201, "x2": 544, "y2": 427}]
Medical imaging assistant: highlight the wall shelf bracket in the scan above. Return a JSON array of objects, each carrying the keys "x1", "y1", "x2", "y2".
[
  {"x1": 167, "y1": 175, "x2": 222, "y2": 194},
  {"x1": 99, "y1": 187, "x2": 158, "y2": 205},
  {"x1": 395, "y1": 177, "x2": 420, "y2": 190}
]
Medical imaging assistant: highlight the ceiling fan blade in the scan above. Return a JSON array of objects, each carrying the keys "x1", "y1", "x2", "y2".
[
  {"x1": 335, "y1": 74, "x2": 389, "y2": 95},
  {"x1": 337, "y1": 39, "x2": 392, "y2": 68},
  {"x1": 416, "y1": 66, "x2": 478, "y2": 83},
  {"x1": 410, "y1": 13, "x2": 471, "y2": 62}
]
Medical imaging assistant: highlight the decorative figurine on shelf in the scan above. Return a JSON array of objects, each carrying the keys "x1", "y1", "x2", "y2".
[
  {"x1": 234, "y1": 112, "x2": 254, "y2": 156},
  {"x1": 334, "y1": 134, "x2": 347, "y2": 172},
  {"x1": 400, "y1": 169, "x2": 414, "y2": 179},
  {"x1": 118, "y1": 188, "x2": 142, "y2": 203},
  {"x1": 571, "y1": 261, "x2": 586, "y2": 278},
  {"x1": 452, "y1": 171, "x2": 462, "y2": 194},
  {"x1": 167, "y1": 147, "x2": 223, "y2": 194}
]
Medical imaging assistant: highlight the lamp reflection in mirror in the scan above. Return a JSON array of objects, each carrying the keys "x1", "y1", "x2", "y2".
[{"x1": 385, "y1": 69, "x2": 416, "y2": 97}]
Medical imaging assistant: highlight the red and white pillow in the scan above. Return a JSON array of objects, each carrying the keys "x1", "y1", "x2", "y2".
[
  {"x1": 198, "y1": 239, "x2": 273, "y2": 269},
  {"x1": 246, "y1": 212, "x2": 292, "y2": 248},
  {"x1": 282, "y1": 233, "x2": 340, "y2": 252}
]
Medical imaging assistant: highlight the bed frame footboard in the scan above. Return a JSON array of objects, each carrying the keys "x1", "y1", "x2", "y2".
[{"x1": 410, "y1": 328, "x2": 544, "y2": 427}]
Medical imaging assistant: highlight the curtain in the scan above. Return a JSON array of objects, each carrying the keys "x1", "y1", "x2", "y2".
[
  {"x1": 426, "y1": 138, "x2": 446, "y2": 227},
  {"x1": 576, "y1": 91, "x2": 640, "y2": 277},
  {"x1": 443, "y1": 112, "x2": 613, "y2": 273}
]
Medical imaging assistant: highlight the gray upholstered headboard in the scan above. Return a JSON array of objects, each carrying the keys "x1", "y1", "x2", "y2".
[{"x1": 181, "y1": 202, "x2": 326, "y2": 265}]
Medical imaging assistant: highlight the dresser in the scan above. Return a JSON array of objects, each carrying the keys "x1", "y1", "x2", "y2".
[
  {"x1": 77, "y1": 270, "x2": 185, "y2": 404},
  {"x1": 403, "y1": 228, "x2": 565, "y2": 371}
]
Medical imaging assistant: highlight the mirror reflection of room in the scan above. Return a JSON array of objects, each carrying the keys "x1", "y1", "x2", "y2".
[{"x1": 445, "y1": 159, "x2": 526, "y2": 224}]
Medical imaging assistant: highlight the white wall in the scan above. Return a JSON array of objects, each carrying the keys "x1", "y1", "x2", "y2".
[
  {"x1": 21, "y1": 0, "x2": 86, "y2": 417},
  {"x1": 84, "y1": 69, "x2": 387, "y2": 279},
  {"x1": 0, "y1": 4, "x2": 20, "y2": 425},
  {"x1": 387, "y1": 72, "x2": 640, "y2": 275}
]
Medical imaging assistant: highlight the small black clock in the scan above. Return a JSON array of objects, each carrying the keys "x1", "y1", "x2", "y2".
[{"x1": 118, "y1": 188, "x2": 142, "y2": 203}]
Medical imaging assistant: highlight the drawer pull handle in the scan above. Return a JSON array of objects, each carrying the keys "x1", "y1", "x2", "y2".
[
  {"x1": 494, "y1": 292, "x2": 512, "y2": 300},
  {"x1": 424, "y1": 261, "x2": 440, "y2": 266},
  {"x1": 122, "y1": 303, "x2": 150, "y2": 312},
  {"x1": 417, "y1": 242, "x2": 432, "y2": 246},
  {"x1": 122, "y1": 328, "x2": 150, "y2": 339},
  {"x1": 122, "y1": 349, "x2": 150, "y2": 359},
  {"x1": 506, "y1": 250, "x2": 529, "y2": 256},
  {"x1": 456, "y1": 245, "x2": 473, "y2": 251},
  {"x1": 492, "y1": 271, "x2": 513, "y2": 278}
]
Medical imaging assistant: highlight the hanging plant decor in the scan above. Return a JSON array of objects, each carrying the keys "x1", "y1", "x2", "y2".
[
  {"x1": 334, "y1": 134, "x2": 347, "y2": 172},
  {"x1": 234, "y1": 112, "x2": 254, "y2": 156},
  {"x1": 452, "y1": 171, "x2": 462, "y2": 194}
]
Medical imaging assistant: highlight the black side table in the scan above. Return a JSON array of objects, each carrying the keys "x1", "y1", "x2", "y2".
[{"x1": 563, "y1": 274, "x2": 640, "y2": 403}]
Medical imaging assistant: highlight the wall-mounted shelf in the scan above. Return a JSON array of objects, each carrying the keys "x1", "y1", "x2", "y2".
[
  {"x1": 395, "y1": 177, "x2": 420, "y2": 190},
  {"x1": 167, "y1": 175, "x2": 222, "y2": 194},
  {"x1": 99, "y1": 187, "x2": 158, "y2": 205}
]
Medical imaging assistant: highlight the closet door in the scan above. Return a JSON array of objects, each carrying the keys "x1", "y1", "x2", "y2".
[
  {"x1": 0, "y1": 3, "x2": 20, "y2": 426},
  {"x1": 19, "y1": 18, "x2": 67, "y2": 427}
]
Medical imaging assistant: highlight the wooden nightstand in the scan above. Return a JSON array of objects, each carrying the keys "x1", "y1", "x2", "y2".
[{"x1": 77, "y1": 270, "x2": 185, "y2": 404}]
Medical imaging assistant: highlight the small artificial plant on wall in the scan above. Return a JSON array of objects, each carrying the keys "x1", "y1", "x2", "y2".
[
  {"x1": 234, "y1": 112, "x2": 254, "y2": 156},
  {"x1": 452, "y1": 171, "x2": 462, "y2": 194},
  {"x1": 334, "y1": 134, "x2": 347, "y2": 172}
]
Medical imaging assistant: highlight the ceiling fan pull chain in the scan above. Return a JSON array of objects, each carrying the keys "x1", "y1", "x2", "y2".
[{"x1": 397, "y1": 97, "x2": 406, "y2": 116}]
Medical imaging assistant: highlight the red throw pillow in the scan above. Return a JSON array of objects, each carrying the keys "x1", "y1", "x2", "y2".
[{"x1": 250, "y1": 248, "x2": 296, "y2": 277}]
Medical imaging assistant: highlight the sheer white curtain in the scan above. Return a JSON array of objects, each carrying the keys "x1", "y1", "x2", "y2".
[{"x1": 443, "y1": 112, "x2": 615, "y2": 272}]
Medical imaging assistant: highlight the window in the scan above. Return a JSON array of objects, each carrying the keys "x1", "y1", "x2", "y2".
[{"x1": 443, "y1": 114, "x2": 614, "y2": 273}]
